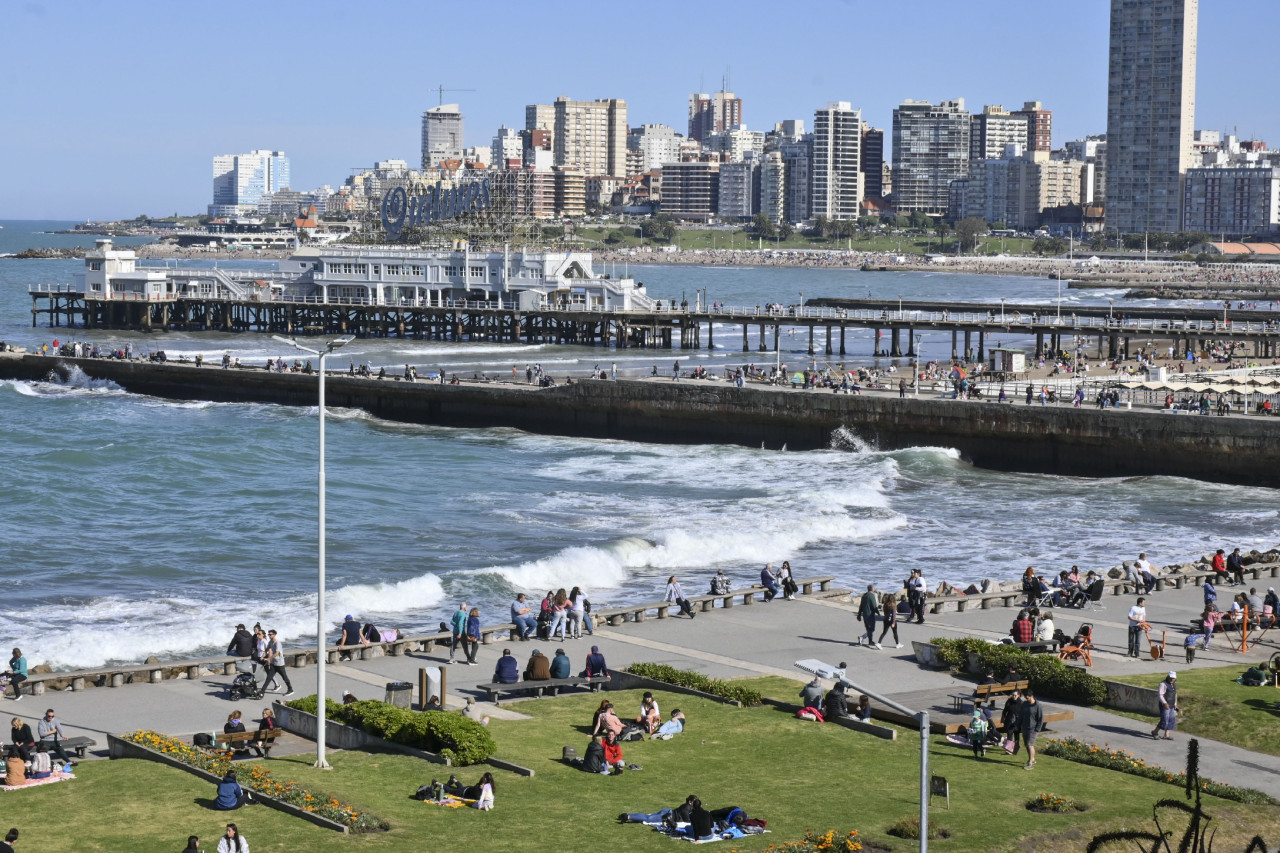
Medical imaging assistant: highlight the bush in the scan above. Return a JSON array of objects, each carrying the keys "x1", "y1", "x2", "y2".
[
  {"x1": 625, "y1": 663, "x2": 762, "y2": 706},
  {"x1": 1043, "y1": 738, "x2": 1276, "y2": 805},
  {"x1": 885, "y1": 815, "x2": 949, "y2": 840},
  {"x1": 928, "y1": 637, "x2": 1108, "y2": 705},
  {"x1": 1026, "y1": 792, "x2": 1083, "y2": 812},
  {"x1": 285, "y1": 696, "x2": 497, "y2": 766}
]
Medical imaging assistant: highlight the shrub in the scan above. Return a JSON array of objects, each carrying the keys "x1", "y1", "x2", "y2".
[
  {"x1": 885, "y1": 815, "x2": 949, "y2": 840},
  {"x1": 928, "y1": 637, "x2": 1108, "y2": 705},
  {"x1": 625, "y1": 663, "x2": 762, "y2": 706},
  {"x1": 285, "y1": 696, "x2": 497, "y2": 766},
  {"x1": 1026, "y1": 792, "x2": 1082, "y2": 812},
  {"x1": 1043, "y1": 738, "x2": 1276, "y2": 805}
]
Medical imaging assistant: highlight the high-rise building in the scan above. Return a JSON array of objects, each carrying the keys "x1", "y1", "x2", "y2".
[
  {"x1": 421, "y1": 104, "x2": 465, "y2": 169},
  {"x1": 661, "y1": 161, "x2": 720, "y2": 221},
  {"x1": 970, "y1": 106, "x2": 1029, "y2": 162},
  {"x1": 717, "y1": 158, "x2": 759, "y2": 221},
  {"x1": 861, "y1": 127, "x2": 885, "y2": 200},
  {"x1": 703, "y1": 126, "x2": 765, "y2": 162},
  {"x1": 1181, "y1": 166, "x2": 1280, "y2": 237},
  {"x1": 952, "y1": 155, "x2": 1088, "y2": 230},
  {"x1": 688, "y1": 90, "x2": 743, "y2": 143},
  {"x1": 779, "y1": 136, "x2": 813, "y2": 223},
  {"x1": 211, "y1": 150, "x2": 289, "y2": 215},
  {"x1": 1011, "y1": 101, "x2": 1053, "y2": 153},
  {"x1": 525, "y1": 104, "x2": 556, "y2": 155},
  {"x1": 553, "y1": 97, "x2": 628, "y2": 177},
  {"x1": 628, "y1": 124, "x2": 683, "y2": 173},
  {"x1": 760, "y1": 151, "x2": 787, "y2": 224},
  {"x1": 1105, "y1": 0, "x2": 1198, "y2": 234},
  {"x1": 892, "y1": 99, "x2": 971, "y2": 215},
  {"x1": 493, "y1": 126, "x2": 523, "y2": 169},
  {"x1": 810, "y1": 102, "x2": 863, "y2": 221}
]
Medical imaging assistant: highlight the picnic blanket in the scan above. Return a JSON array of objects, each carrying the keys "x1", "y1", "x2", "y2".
[
  {"x1": 3, "y1": 771, "x2": 75, "y2": 792},
  {"x1": 648, "y1": 822, "x2": 768, "y2": 843},
  {"x1": 421, "y1": 795, "x2": 473, "y2": 809}
]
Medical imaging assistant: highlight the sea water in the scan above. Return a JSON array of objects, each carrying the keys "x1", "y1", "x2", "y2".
[{"x1": 1, "y1": 220, "x2": 1275, "y2": 669}]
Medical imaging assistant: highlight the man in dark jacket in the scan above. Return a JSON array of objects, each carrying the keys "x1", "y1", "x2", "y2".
[
  {"x1": 226, "y1": 624, "x2": 253, "y2": 659},
  {"x1": 550, "y1": 648, "x2": 572, "y2": 679},
  {"x1": 1018, "y1": 689, "x2": 1044, "y2": 770},
  {"x1": 823, "y1": 683, "x2": 849, "y2": 719},
  {"x1": 582, "y1": 646, "x2": 609, "y2": 679},
  {"x1": 857, "y1": 585, "x2": 881, "y2": 648},
  {"x1": 524, "y1": 649, "x2": 551, "y2": 681},
  {"x1": 492, "y1": 649, "x2": 520, "y2": 684},
  {"x1": 581, "y1": 734, "x2": 607, "y2": 773}
]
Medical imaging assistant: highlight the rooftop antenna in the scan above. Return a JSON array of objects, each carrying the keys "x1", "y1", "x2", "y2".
[{"x1": 432, "y1": 84, "x2": 476, "y2": 107}]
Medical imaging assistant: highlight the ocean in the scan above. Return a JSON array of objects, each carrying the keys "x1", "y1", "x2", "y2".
[{"x1": 2, "y1": 220, "x2": 1275, "y2": 670}]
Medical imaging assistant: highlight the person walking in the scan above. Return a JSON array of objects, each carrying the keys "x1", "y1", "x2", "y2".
[
  {"x1": 448, "y1": 603, "x2": 469, "y2": 664},
  {"x1": 260, "y1": 631, "x2": 293, "y2": 696},
  {"x1": 856, "y1": 584, "x2": 881, "y2": 649},
  {"x1": 1018, "y1": 689, "x2": 1044, "y2": 769},
  {"x1": 907, "y1": 569, "x2": 927, "y2": 624},
  {"x1": 464, "y1": 607, "x2": 481, "y2": 665},
  {"x1": 1127, "y1": 597, "x2": 1147, "y2": 658},
  {"x1": 1152, "y1": 671, "x2": 1179, "y2": 740},
  {"x1": 878, "y1": 593, "x2": 902, "y2": 648}
]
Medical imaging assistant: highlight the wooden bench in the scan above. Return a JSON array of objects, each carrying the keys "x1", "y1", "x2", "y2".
[
  {"x1": 478, "y1": 675, "x2": 609, "y2": 705},
  {"x1": 53, "y1": 736, "x2": 96, "y2": 758},
  {"x1": 949, "y1": 680, "x2": 1030, "y2": 712},
  {"x1": 213, "y1": 728, "x2": 284, "y2": 756}
]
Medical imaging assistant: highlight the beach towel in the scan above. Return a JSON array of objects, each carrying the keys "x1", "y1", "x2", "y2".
[{"x1": 3, "y1": 771, "x2": 75, "y2": 792}]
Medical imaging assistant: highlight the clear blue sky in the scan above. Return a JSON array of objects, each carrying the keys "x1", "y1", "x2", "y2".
[{"x1": 3, "y1": 0, "x2": 1276, "y2": 220}]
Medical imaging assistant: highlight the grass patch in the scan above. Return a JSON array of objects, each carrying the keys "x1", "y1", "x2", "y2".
[
  {"x1": 576, "y1": 226, "x2": 1041, "y2": 257},
  {"x1": 3, "y1": 689, "x2": 1279, "y2": 851},
  {"x1": 1108, "y1": 664, "x2": 1280, "y2": 756}
]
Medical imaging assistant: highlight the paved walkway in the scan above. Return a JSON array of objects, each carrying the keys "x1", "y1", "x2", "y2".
[{"x1": 29, "y1": 573, "x2": 1280, "y2": 795}]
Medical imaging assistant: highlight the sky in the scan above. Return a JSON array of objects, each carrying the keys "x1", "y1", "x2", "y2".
[{"x1": 2, "y1": 0, "x2": 1277, "y2": 221}]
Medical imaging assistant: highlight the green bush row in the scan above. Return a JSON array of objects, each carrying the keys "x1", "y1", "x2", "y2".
[
  {"x1": 928, "y1": 637, "x2": 1108, "y2": 705},
  {"x1": 625, "y1": 663, "x2": 762, "y2": 706},
  {"x1": 285, "y1": 696, "x2": 497, "y2": 766},
  {"x1": 1043, "y1": 738, "x2": 1276, "y2": 805}
]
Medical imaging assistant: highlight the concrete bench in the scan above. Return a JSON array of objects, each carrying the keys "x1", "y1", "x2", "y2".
[
  {"x1": 55, "y1": 736, "x2": 97, "y2": 758},
  {"x1": 213, "y1": 728, "x2": 284, "y2": 756},
  {"x1": 478, "y1": 675, "x2": 609, "y2": 705}
]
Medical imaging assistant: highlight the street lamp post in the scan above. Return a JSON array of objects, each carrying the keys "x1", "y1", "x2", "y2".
[
  {"x1": 1108, "y1": 299, "x2": 1114, "y2": 325},
  {"x1": 914, "y1": 335, "x2": 924, "y2": 398},
  {"x1": 1000, "y1": 298, "x2": 1005, "y2": 324},
  {"x1": 798, "y1": 291, "x2": 804, "y2": 318},
  {"x1": 272, "y1": 333, "x2": 354, "y2": 769},
  {"x1": 898, "y1": 294, "x2": 903, "y2": 320},
  {"x1": 1057, "y1": 278, "x2": 1062, "y2": 324}
]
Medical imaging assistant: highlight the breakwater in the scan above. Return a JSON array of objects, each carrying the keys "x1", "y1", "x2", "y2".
[{"x1": 4, "y1": 352, "x2": 1279, "y2": 487}]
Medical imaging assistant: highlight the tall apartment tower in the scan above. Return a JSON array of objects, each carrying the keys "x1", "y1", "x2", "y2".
[
  {"x1": 810, "y1": 102, "x2": 864, "y2": 221},
  {"x1": 421, "y1": 105, "x2": 465, "y2": 169},
  {"x1": 861, "y1": 127, "x2": 885, "y2": 199},
  {"x1": 1011, "y1": 101, "x2": 1053, "y2": 153},
  {"x1": 211, "y1": 150, "x2": 289, "y2": 214},
  {"x1": 553, "y1": 97, "x2": 628, "y2": 177},
  {"x1": 688, "y1": 90, "x2": 743, "y2": 143},
  {"x1": 525, "y1": 104, "x2": 556, "y2": 154},
  {"x1": 1105, "y1": 0, "x2": 1198, "y2": 234},
  {"x1": 970, "y1": 106, "x2": 1029, "y2": 162},
  {"x1": 892, "y1": 99, "x2": 971, "y2": 215}
]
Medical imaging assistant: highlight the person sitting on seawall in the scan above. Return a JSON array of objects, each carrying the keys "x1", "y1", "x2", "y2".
[
  {"x1": 799, "y1": 677, "x2": 824, "y2": 708},
  {"x1": 493, "y1": 648, "x2": 520, "y2": 684},
  {"x1": 854, "y1": 694, "x2": 872, "y2": 722},
  {"x1": 1020, "y1": 567, "x2": 1042, "y2": 607},
  {"x1": 652, "y1": 709, "x2": 686, "y2": 740},
  {"x1": 619, "y1": 794, "x2": 699, "y2": 825},
  {"x1": 523, "y1": 649, "x2": 551, "y2": 682},
  {"x1": 710, "y1": 569, "x2": 732, "y2": 596},
  {"x1": 664, "y1": 576, "x2": 696, "y2": 617},
  {"x1": 823, "y1": 682, "x2": 849, "y2": 720},
  {"x1": 637, "y1": 692, "x2": 661, "y2": 733},
  {"x1": 3, "y1": 648, "x2": 27, "y2": 701},
  {"x1": 778, "y1": 560, "x2": 799, "y2": 600},
  {"x1": 759, "y1": 564, "x2": 781, "y2": 603},
  {"x1": 580, "y1": 645, "x2": 609, "y2": 679},
  {"x1": 214, "y1": 771, "x2": 252, "y2": 810},
  {"x1": 550, "y1": 648, "x2": 572, "y2": 679}
]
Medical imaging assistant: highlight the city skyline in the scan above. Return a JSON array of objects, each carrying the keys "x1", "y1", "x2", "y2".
[{"x1": 3, "y1": 0, "x2": 1279, "y2": 220}]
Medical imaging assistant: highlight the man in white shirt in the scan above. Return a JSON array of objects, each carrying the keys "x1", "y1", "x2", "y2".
[
  {"x1": 1127, "y1": 597, "x2": 1147, "y2": 658},
  {"x1": 1129, "y1": 553, "x2": 1156, "y2": 594},
  {"x1": 907, "y1": 569, "x2": 927, "y2": 625}
]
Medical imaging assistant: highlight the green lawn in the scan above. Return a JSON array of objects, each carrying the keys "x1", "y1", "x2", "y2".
[
  {"x1": 3, "y1": 682, "x2": 1278, "y2": 851},
  {"x1": 1109, "y1": 663, "x2": 1280, "y2": 756},
  {"x1": 575, "y1": 226, "x2": 1038, "y2": 256}
]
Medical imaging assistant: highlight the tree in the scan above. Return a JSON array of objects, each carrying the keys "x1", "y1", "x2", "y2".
[
  {"x1": 955, "y1": 217, "x2": 987, "y2": 252},
  {"x1": 909, "y1": 210, "x2": 933, "y2": 230},
  {"x1": 857, "y1": 215, "x2": 880, "y2": 230},
  {"x1": 890, "y1": 214, "x2": 911, "y2": 229},
  {"x1": 751, "y1": 213, "x2": 777, "y2": 240},
  {"x1": 778, "y1": 221, "x2": 795, "y2": 241},
  {"x1": 989, "y1": 220, "x2": 1007, "y2": 232},
  {"x1": 604, "y1": 229, "x2": 626, "y2": 245},
  {"x1": 641, "y1": 215, "x2": 676, "y2": 244},
  {"x1": 934, "y1": 221, "x2": 951, "y2": 249},
  {"x1": 808, "y1": 215, "x2": 829, "y2": 238},
  {"x1": 1032, "y1": 235, "x2": 1067, "y2": 256}
]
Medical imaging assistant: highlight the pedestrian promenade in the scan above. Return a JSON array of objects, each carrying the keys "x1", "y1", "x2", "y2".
[{"x1": 27, "y1": 570, "x2": 1280, "y2": 796}]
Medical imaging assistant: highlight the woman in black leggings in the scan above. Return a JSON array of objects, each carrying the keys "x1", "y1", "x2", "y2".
[{"x1": 878, "y1": 594, "x2": 902, "y2": 648}]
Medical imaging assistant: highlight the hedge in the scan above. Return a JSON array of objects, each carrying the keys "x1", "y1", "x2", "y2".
[
  {"x1": 625, "y1": 663, "x2": 762, "y2": 706},
  {"x1": 928, "y1": 637, "x2": 1108, "y2": 705},
  {"x1": 286, "y1": 696, "x2": 497, "y2": 766}
]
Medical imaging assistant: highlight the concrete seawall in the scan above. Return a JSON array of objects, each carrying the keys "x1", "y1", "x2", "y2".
[{"x1": 4, "y1": 352, "x2": 1278, "y2": 487}]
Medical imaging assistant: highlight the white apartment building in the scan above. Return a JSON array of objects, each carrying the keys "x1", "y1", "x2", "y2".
[
  {"x1": 421, "y1": 105, "x2": 465, "y2": 168},
  {"x1": 970, "y1": 106, "x2": 1030, "y2": 162},
  {"x1": 627, "y1": 124, "x2": 683, "y2": 173},
  {"x1": 760, "y1": 151, "x2": 786, "y2": 224},
  {"x1": 811, "y1": 102, "x2": 864, "y2": 221},
  {"x1": 717, "y1": 158, "x2": 759, "y2": 221},
  {"x1": 703, "y1": 126, "x2": 765, "y2": 162}
]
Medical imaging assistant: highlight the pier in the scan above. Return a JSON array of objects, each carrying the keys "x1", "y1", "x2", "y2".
[{"x1": 28, "y1": 287, "x2": 1280, "y2": 361}]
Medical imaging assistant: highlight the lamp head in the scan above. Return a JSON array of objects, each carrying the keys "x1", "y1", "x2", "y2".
[{"x1": 327, "y1": 335, "x2": 356, "y2": 352}]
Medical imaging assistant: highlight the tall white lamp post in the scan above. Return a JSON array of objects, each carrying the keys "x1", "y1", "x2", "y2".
[
  {"x1": 273, "y1": 334, "x2": 354, "y2": 769},
  {"x1": 914, "y1": 335, "x2": 924, "y2": 398}
]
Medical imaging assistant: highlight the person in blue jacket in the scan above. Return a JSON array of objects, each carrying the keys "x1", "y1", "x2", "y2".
[
  {"x1": 214, "y1": 771, "x2": 251, "y2": 810},
  {"x1": 492, "y1": 649, "x2": 520, "y2": 684},
  {"x1": 4, "y1": 649, "x2": 27, "y2": 701},
  {"x1": 550, "y1": 648, "x2": 572, "y2": 679}
]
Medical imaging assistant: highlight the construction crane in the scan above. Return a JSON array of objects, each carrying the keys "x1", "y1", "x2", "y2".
[{"x1": 431, "y1": 84, "x2": 475, "y2": 107}]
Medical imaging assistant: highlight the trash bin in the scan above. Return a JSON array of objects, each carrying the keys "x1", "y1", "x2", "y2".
[{"x1": 385, "y1": 681, "x2": 413, "y2": 708}]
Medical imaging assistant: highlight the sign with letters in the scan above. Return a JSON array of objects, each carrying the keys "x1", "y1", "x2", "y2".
[{"x1": 381, "y1": 178, "x2": 491, "y2": 240}]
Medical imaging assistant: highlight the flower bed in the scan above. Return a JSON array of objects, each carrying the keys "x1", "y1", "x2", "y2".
[
  {"x1": 624, "y1": 663, "x2": 762, "y2": 706},
  {"x1": 1025, "y1": 792, "x2": 1085, "y2": 813},
  {"x1": 1042, "y1": 738, "x2": 1276, "y2": 805},
  {"x1": 117, "y1": 731, "x2": 386, "y2": 832},
  {"x1": 759, "y1": 829, "x2": 863, "y2": 852}
]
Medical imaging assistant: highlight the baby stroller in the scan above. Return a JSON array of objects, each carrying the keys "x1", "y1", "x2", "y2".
[
  {"x1": 1057, "y1": 623, "x2": 1095, "y2": 667},
  {"x1": 227, "y1": 660, "x2": 265, "y2": 701}
]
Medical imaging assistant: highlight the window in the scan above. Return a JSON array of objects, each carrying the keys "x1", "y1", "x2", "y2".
[
  {"x1": 90, "y1": 261, "x2": 102, "y2": 271},
  {"x1": 469, "y1": 265, "x2": 485, "y2": 279},
  {"x1": 410, "y1": 265, "x2": 422, "y2": 276},
  {"x1": 386, "y1": 265, "x2": 402, "y2": 275},
  {"x1": 445, "y1": 265, "x2": 460, "y2": 277},
  {"x1": 354, "y1": 264, "x2": 368, "y2": 275},
  {"x1": 372, "y1": 265, "x2": 380, "y2": 275}
]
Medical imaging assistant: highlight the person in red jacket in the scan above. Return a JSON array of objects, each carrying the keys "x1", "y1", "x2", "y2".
[{"x1": 602, "y1": 730, "x2": 625, "y2": 773}]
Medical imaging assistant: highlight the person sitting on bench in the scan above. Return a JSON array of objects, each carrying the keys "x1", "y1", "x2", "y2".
[
  {"x1": 550, "y1": 648, "x2": 572, "y2": 679},
  {"x1": 523, "y1": 649, "x2": 551, "y2": 681},
  {"x1": 581, "y1": 645, "x2": 609, "y2": 679},
  {"x1": 36, "y1": 709, "x2": 75, "y2": 766},
  {"x1": 493, "y1": 648, "x2": 520, "y2": 684}
]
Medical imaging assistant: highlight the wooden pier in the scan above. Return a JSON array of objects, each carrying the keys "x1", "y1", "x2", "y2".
[{"x1": 28, "y1": 290, "x2": 1280, "y2": 362}]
